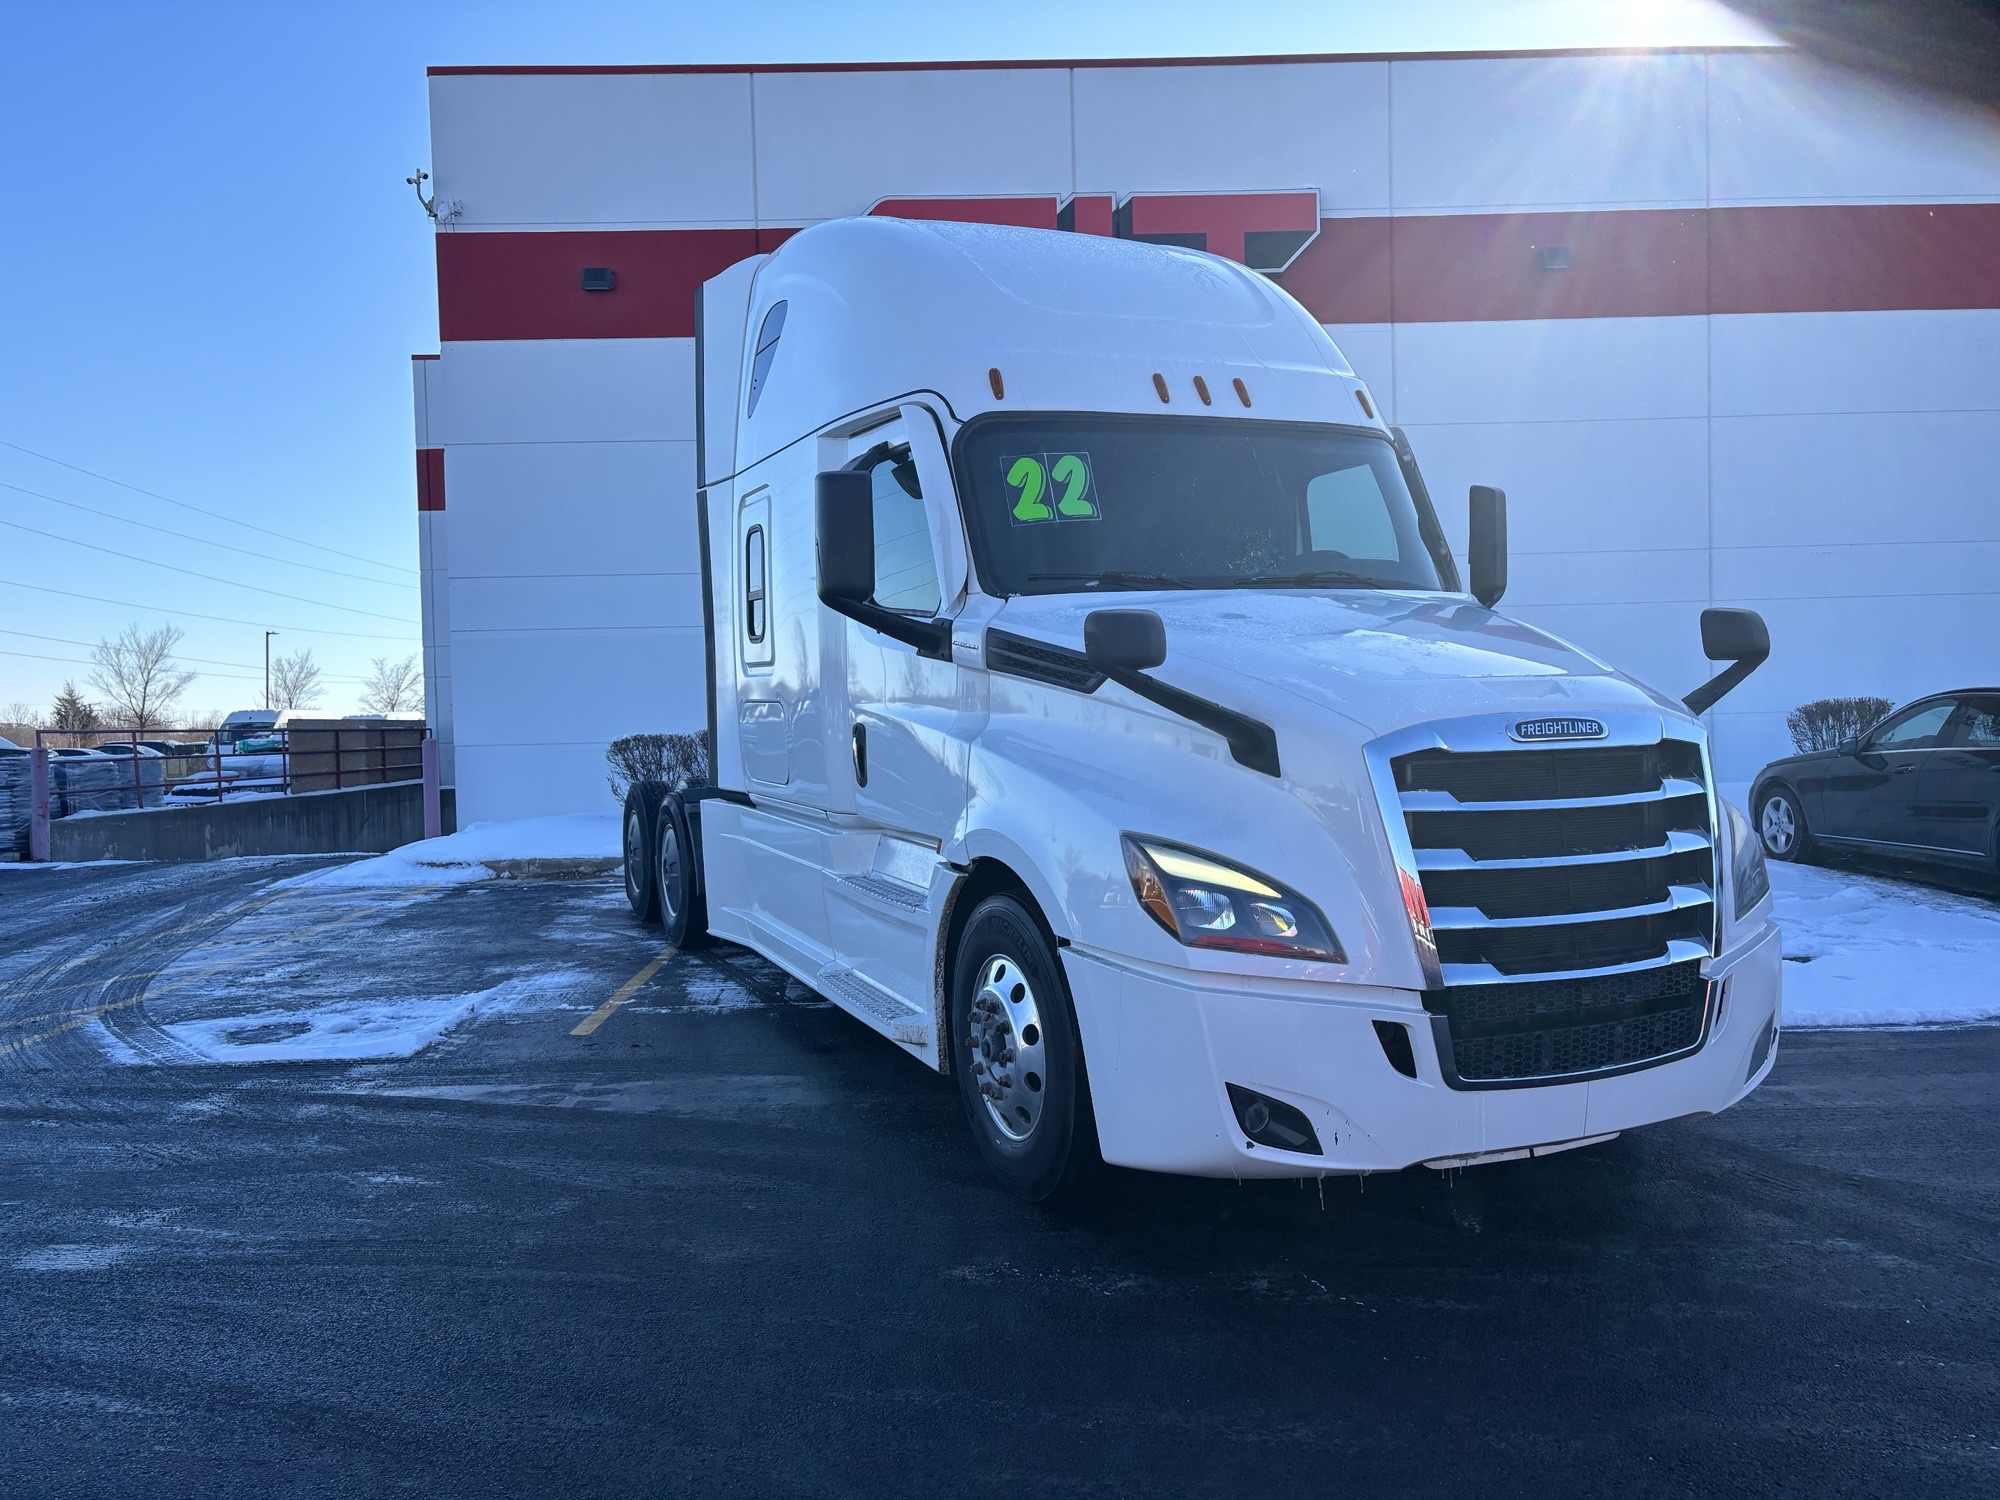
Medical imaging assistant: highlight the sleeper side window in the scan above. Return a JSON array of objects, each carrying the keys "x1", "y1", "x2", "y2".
[
  {"x1": 746, "y1": 301, "x2": 787, "y2": 417},
  {"x1": 866, "y1": 446, "x2": 942, "y2": 616}
]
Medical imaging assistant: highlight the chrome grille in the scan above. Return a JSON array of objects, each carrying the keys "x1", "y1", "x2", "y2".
[{"x1": 1364, "y1": 716, "x2": 1719, "y2": 1090}]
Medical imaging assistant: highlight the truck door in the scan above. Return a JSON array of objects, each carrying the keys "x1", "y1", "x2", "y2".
[
  {"x1": 835, "y1": 413, "x2": 977, "y2": 842},
  {"x1": 1920, "y1": 696, "x2": 2000, "y2": 858}
]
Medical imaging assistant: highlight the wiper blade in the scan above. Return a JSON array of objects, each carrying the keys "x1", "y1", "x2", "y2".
[
  {"x1": 1223, "y1": 571, "x2": 1391, "y2": 590},
  {"x1": 1026, "y1": 571, "x2": 1196, "y2": 591}
]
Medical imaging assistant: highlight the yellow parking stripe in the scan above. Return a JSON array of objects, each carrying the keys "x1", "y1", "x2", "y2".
[{"x1": 571, "y1": 948, "x2": 676, "y2": 1037}]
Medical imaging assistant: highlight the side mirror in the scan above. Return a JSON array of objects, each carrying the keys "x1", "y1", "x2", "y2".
[
  {"x1": 813, "y1": 469, "x2": 951, "y2": 660},
  {"x1": 814, "y1": 470, "x2": 875, "y2": 606},
  {"x1": 1084, "y1": 609, "x2": 1167, "y2": 671},
  {"x1": 1683, "y1": 606, "x2": 1770, "y2": 717},
  {"x1": 1468, "y1": 485, "x2": 1507, "y2": 608}
]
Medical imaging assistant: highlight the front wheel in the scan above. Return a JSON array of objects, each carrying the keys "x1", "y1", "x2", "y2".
[
  {"x1": 950, "y1": 894, "x2": 1097, "y2": 1202},
  {"x1": 1756, "y1": 784, "x2": 1812, "y2": 862}
]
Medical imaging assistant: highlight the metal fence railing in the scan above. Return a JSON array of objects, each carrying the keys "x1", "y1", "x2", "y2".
[{"x1": 2, "y1": 720, "x2": 437, "y2": 861}]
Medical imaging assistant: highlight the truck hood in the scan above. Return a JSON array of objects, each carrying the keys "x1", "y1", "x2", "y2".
[{"x1": 990, "y1": 589, "x2": 1688, "y2": 740}]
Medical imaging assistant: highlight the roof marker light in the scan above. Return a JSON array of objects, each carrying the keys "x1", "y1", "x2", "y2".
[
  {"x1": 1193, "y1": 375, "x2": 1212, "y2": 406},
  {"x1": 1232, "y1": 378, "x2": 1251, "y2": 408},
  {"x1": 988, "y1": 367, "x2": 1005, "y2": 399},
  {"x1": 1152, "y1": 373, "x2": 1170, "y2": 403},
  {"x1": 1355, "y1": 389, "x2": 1375, "y2": 419}
]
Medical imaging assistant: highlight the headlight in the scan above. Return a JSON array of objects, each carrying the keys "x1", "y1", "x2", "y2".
[
  {"x1": 1122, "y1": 836, "x2": 1344, "y2": 961},
  {"x1": 1724, "y1": 800, "x2": 1769, "y2": 922}
]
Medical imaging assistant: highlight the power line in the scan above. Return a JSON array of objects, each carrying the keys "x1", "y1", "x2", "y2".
[
  {"x1": 0, "y1": 513, "x2": 416, "y2": 623},
  {"x1": 0, "y1": 645, "x2": 264, "y2": 684},
  {"x1": 0, "y1": 436, "x2": 418, "y2": 576},
  {"x1": 0, "y1": 628, "x2": 373, "y2": 683},
  {"x1": 0, "y1": 479, "x2": 419, "y2": 591},
  {"x1": 0, "y1": 575, "x2": 418, "y2": 641}
]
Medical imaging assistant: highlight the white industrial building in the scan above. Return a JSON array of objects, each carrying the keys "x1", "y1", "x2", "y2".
[{"x1": 412, "y1": 46, "x2": 2000, "y2": 824}]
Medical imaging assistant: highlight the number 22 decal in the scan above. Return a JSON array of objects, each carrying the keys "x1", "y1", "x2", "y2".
[
  {"x1": 1006, "y1": 456, "x2": 1052, "y2": 522},
  {"x1": 1004, "y1": 452, "x2": 1099, "y2": 525}
]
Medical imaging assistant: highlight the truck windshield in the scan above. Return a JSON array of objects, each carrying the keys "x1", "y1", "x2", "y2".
[{"x1": 953, "y1": 415, "x2": 1450, "y2": 597}]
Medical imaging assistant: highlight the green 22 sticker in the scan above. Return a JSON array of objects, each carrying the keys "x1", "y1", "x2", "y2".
[{"x1": 1003, "y1": 452, "x2": 1099, "y2": 525}]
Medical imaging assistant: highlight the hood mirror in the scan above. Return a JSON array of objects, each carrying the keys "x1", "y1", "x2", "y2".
[
  {"x1": 1084, "y1": 609, "x2": 1167, "y2": 672},
  {"x1": 1468, "y1": 485, "x2": 1507, "y2": 608},
  {"x1": 1683, "y1": 607, "x2": 1770, "y2": 717}
]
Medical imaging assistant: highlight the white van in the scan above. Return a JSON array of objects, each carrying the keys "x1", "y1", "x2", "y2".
[{"x1": 622, "y1": 219, "x2": 1782, "y2": 1200}]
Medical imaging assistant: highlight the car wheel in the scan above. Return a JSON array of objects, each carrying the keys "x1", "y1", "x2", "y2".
[
  {"x1": 1755, "y1": 784, "x2": 1811, "y2": 863},
  {"x1": 656, "y1": 793, "x2": 712, "y2": 950},
  {"x1": 622, "y1": 780, "x2": 664, "y2": 924},
  {"x1": 950, "y1": 894, "x2": 1099, "y2": 1203}
]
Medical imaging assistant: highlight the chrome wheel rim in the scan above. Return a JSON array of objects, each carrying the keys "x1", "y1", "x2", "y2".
[
  {"x1": 624, "y1": 810, "x2": 647, "y2": 899},
  {"x1": 967, "y1": 953, "x2": 1048, "y2": 1142},
  {"x1": 657, "y1": 818, "x2": 682, "y2": 924},
  {"x1": 1760, "y1": 796, "x2": 1795, "y2": 856}
]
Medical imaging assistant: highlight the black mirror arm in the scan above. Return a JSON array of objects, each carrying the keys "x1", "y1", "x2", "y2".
[
  {"x1": 1095, "y1": 663, "x2": 1282, "y2": 778},
  {"x1": 1684, "y1": 659, "x2": 1759, "y2": 718},
  {"x1": 818, "y1": 589, "x2": 953, "y2": 661}
]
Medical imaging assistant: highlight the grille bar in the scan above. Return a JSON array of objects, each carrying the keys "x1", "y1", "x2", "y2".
[
  {"x1": 1429, "y1": 883, "x2": 1713, "y2": 931},
  {"x1": 1439, "y1": 938, "x2": 1715, "y2": 988},
  {"x1": 1398, "y1": 777, "x2": 1705, "y2": 813},
  {"x1": 1415, "y1": 830, "x2": 1711, "y2": 872}
]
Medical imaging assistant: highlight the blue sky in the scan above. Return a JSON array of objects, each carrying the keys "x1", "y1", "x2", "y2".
[{"x1": 0, "y1": 0, "x2": 1770, "y2": 721}]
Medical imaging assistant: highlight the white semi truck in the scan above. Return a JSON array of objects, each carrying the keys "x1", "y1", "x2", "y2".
[{"x1": 621, "y1": 217, "x2": 1782, "y2": 1201}]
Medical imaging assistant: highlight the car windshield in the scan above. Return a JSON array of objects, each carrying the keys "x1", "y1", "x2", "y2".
[{"x1": 953, "y1": 415, "x2": 1452, "y2": 597}]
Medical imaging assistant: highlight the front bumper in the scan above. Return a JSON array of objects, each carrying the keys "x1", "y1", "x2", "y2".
[{"x1": 1063, "y1": 920, "x2": 1782, "y2": 1179}]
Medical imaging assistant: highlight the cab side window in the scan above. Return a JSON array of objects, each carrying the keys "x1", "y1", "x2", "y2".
[
  {"x1": 1305, "y1": 464, "x2": 1400, "y2": 562},
  {"x1": 867, "y1": 446, "x2": 941, "y2": 615},
  {"x1": 1871, "y1": 700, "x2": 1956, "y2": 750}
]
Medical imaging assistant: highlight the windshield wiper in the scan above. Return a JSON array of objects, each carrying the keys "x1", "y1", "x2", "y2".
[
  {"x1": 1027, "y1": 571, "x2": 1196, "y2": 591},
  {"x1": 1222, "y1": 571, "x2": 1392, "y2": 590}
]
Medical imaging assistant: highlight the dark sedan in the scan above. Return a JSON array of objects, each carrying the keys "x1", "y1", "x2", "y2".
[{"x1": 1751, "y1": 691, "x2": 2000, "y2": 872}]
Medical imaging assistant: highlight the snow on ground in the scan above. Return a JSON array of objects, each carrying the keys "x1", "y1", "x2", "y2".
[
  {"x1": 285, "y1": 814, "x2": 621, "y2": 890},
  {"x1": 1772, "y1": 862, "x2": 2000, "y2": 1028},
  {"x1": 154, "y1": 972, "x2": 586, "y2": 1064}
]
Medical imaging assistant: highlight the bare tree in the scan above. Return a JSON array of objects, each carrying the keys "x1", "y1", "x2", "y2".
[
  {"x1": 270, "y1": 649, "x2": 324, "y2": 711},
  {"x1": 1, "y1": 701, "x2": 43, "y2": 729},
  {"x1": 359, "y1": 654, "x2": 423, "y2": 714},
  {"x1": 89, "y1": 624, "x2": 196, "y2": 730}
]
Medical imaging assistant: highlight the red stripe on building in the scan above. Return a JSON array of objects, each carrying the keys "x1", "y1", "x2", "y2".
[
  {"x1": 433, "y1": 203, "x2": 2000, "y2": 341},
  {"x1": 416, "y1": 448, "x2": 446, "y2": 511},
  {"x1": 1710, "y1": 203, "x2": 2000, "y2": 314}
]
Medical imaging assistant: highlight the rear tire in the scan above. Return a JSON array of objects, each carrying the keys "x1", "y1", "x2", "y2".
[
  {"x1": 622, "y1": 781, "x2": 665, "y2": 923},
  {"x1": 950, "y1": 894, "x2": 1098, "y2": 1203},
  {"x1": 1756, "y1": 784, "x2": 1812, "y2": 863},
  {"x1": 657, "y1": 793, "x2": 712, "y2": 950}
]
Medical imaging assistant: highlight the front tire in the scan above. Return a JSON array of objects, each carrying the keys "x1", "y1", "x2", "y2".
[
  {"x1": 1756, "y1": 784, "x2": 1812, "y2": 863},
  {"x1": 950, "y1": 894, "x2": 1097, "y2": 1202},
  {"x1": 622, "y1": 781, "x2": 664, "y2": 923}
]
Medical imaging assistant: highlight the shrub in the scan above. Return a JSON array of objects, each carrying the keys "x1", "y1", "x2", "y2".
[
  {"x1": 606, "y1": 731, "x2": 712, "y2": 805},
  {"x1": 1786, "y1": 696, "x2": 1895, "y2": 753}
]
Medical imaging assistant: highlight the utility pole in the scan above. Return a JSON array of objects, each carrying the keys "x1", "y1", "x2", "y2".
[{"x1": 265, "y1": 631, "x2": 279, "y2": 710}]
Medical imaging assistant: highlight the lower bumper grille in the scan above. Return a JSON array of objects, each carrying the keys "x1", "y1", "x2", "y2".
[{"x1": 1428, "y1": 960, "x2": 1711, "y2": 1086}]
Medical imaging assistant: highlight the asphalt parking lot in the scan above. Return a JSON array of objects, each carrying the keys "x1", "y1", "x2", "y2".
[{"x1": 2, "y1": 858, "x2": 1996, "y2": 1498}]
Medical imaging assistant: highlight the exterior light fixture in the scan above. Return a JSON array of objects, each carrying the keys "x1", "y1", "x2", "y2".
[
  {"x1": 581, "y1": 267, "x2": 616, "y2": 292},
  {"x1": 1539, "y1": 246, "x2": 1572, "y2": 271}
]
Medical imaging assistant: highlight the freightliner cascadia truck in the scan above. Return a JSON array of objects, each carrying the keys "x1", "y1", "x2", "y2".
[{"x1": 621, "y1": 217, "x2": 1781, "y2": 1201}]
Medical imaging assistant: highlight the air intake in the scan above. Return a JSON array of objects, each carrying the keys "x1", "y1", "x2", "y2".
[{"x1": 1373, "y1": 1020, "x2": 1418, "y2": 1078}]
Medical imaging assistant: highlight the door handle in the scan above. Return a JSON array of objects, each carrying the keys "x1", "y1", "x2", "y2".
[{"x1": 1893, "y1": 763, "x2": 1917, "y2": 774}]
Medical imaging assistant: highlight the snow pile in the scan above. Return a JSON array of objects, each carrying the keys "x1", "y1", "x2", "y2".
[
  {"x1": 1772, "y1": 862, "x2": 2000, "y2": 1028},
  {"x1": 291, "y1": 813, "x2": 621, "y2": 889},
  {"x1": 154, "y1": 972, "x2": 586, "y2": 1064}
]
